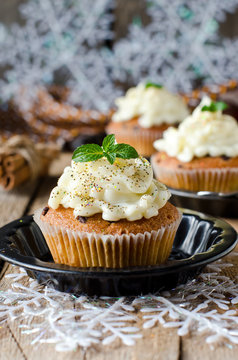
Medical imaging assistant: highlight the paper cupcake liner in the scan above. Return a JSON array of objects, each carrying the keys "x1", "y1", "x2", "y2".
[
  {"x1": 151, "y1": 158, "x2": 238, "y2": 193},
  {"x1": 106, "y1": 124, "x2": 165, "y2": 157},
  {"x1": 34, "y1": 208, "x2": 181, "y2": 268}
]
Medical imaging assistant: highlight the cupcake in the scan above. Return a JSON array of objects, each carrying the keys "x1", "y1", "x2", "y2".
[
  {"x1": 106, "y1": 82, "x2": 189, "y2": 157},
  {"x1": 34, "y1": 135, "x2": 181, "y2": 268},
  {"x1": 151, "y1": 97, "x2": 238, "y2": 193}
]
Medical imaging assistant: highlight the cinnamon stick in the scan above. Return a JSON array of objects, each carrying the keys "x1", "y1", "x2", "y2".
[
  {"x1": 3, "y1": 153, "x2": 26, "y2": 172},
  {"x1": 0, "y1": 165, "x2": 3, "y2": 178},
  {"x1": 1, "y1": 164, "x2": 31, "y2": 191}
]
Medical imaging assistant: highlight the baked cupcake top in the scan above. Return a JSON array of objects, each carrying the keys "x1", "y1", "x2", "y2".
[
  {"x1": 154, "y1": 97, "x2": 238, "y2": 162},
  {"x1": 48, "y1": 135, "x2": 171, "y2": 221},
  {"x1": 112, "y1": 83, "x2": 189, "y2": 128}
]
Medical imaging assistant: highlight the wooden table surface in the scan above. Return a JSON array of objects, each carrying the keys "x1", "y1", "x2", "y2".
[{"x1": 0, "y1": 153, "x2": 237, "y2": 360}]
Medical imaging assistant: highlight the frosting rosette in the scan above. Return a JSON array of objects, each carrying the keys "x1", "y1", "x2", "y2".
[
  {"x1": 154, "y1": 97, "x2": 238, "y2": 162},
  {"x1": 48, "y1": 157, "x2": 171, "y2": 221},
  {"x1": 112, "y1": 83, "x2": 189, "y2": 128}
]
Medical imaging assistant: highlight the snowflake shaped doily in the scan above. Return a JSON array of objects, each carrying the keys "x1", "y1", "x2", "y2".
[{"x1": 0, "y1": 252, "x2": 238, "y2": 352}]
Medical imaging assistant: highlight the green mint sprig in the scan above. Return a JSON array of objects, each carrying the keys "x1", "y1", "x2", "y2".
[
  {"x1": 145, "y1": 81, "x2": 163, "y2": 89},
  {"x1": 201, "y1": 101, "x2": 228, "y2": 113},
  {"x1": 72, "y1": 134, "x2": 139, "y2": 165}
]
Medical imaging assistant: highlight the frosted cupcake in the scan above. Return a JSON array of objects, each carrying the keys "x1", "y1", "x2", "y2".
[
  {"x1": 34, "y1": 135, "x2": 181, "y2": 268},
  {"x1": 151, "y1": 97, "x2": 238, "y2": 193},
  {"x1": 106, "y1": 83, "x2": 189, "y2": 157}
]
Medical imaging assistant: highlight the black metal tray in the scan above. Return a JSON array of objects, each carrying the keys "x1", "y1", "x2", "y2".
[
  {"x1": 169, "y1": 188, "x2": 238, "y2": 218},
  {"x1": 0, "y1": 209, "x2": 237, "y2": 296}
]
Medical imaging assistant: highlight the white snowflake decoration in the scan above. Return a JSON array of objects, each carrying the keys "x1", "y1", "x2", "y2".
[
  {"x1": 112, "y1": 0, "x2": 238, "y2": 92},
  {"x1": 0, "y1": 0, "x2": 117, "y2": 111},
  {"x1": 1, "y1": 0, "x2": 238, "y2": 111},
  {"x1": 138, "y1": 261, "x2": 238, "y2": 344},
  {"x1": 0, "y1": 253, "x2": 238, "y2": 352},
  {"x1": 0, "y1": 270, "x2": 141, "y2": 351}
]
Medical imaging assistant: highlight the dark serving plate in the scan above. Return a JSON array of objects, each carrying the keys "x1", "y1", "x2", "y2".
[
  {"x1": 169, "y1": 188, "x2": 238, "y2": 218},
  {"x1": 0, "y1": 209, "x2": 237, "y2": 296}
]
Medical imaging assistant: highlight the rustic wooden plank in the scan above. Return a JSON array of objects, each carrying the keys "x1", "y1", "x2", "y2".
[
  {"x1": 0, "y1": 266, "x2": 85, "y2": 360},
  {"x1": 0, "y1": 181, "x2": 37, "y2": 227},
  {"x1": 181, "y1": 334, "x2": 237, "y2": 360},
  {"x1": 2, "y1": 267, "x2": 180, "y2": 360},
  {"x1": 0, "y1": 266, "x2": 27, "y2": 360},
  {"x1": 85, "y1": 327, "x2": 180, "y2": 360},
  {"x1": 45, "y1": 152, "x2": 71, "y2": 178},
  {"x1": 0, "y1": 326, "x2": 26, "y2": 360},
  {"x1": 5, "y1": 325, "x2": 85, "y2": 360},
  {"x1": 28, "y1": 153, "x2": 71, "y2": 214},
  {"x1": 181, "y1": 246, "x2": 238, "y2": 360}
]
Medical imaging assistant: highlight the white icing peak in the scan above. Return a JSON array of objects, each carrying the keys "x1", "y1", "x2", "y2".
[
  {"x1": 48, "y1": 157, "x2": 170, "y2": 221},
  {"x1": 154, "y1": 97, "x2": 238, "y2": 162},
  {"x1": 112, "y1": 83, "x2": 189, "y2": 128}
]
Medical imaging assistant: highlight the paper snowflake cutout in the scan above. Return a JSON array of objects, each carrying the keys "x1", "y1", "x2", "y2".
[
  {"x1": 139, "y1": 261, "x2": 238, "y2": 344},
  {"x1": 0, "y1": 270, "x2": 141, "y2": 351},
  {"x1": 112, "y1": 0, "x2": 238, "y2": 92},
  {"x1": 0, "y1": 253, "x2": 238, "y2": 352},
  {"x1": 0, "y1": 0, "x2": 117, "y2": 111}
]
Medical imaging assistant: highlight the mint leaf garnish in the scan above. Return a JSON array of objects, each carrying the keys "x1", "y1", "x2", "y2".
[
  {"x1": 72, "y1": 134, "x2": 139, "y2": 164},
  {"x1": 102, "y1": 134, "x2": 115, "y2": 152},
  {"x1": 113, "y1": 143, "x2": 139, "y2": 159},
  {"x1": 201, "y1": 101, "x2": 228, "y2": 113},
  {"x1": 104, "y1": 152, "x2": 116, "y2": 165},
  {"x1": 72, "y1": 144, "x2": 103, "y2": 162},
  {"x1": 145, "y1": 82, "x2": 163, "y2": 89}
]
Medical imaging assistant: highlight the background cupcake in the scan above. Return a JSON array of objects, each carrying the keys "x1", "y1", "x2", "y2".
[
  {"x1": 34, "y1": 135, "x2": 181, "y2": 268},
  {"x1": 106, "y1": 83, "x2": 189, "y2": 157},
  {"x1": 151, "y1": 97, "x2": 238, "y2": 193}
]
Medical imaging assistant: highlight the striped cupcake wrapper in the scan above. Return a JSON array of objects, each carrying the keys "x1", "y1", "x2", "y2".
[
  {"x1": 34, "y1": 208, "x2": 182, "y2": 269},
  {"x1": 151, "y1": 156, "x2": 238, "y2": 193}
]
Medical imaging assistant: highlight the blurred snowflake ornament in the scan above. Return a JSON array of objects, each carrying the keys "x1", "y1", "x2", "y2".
[
  {"x1": 0, "y1": 0, "x2": 116, "y2": 111},
  {"x1": 112, "y1": 0, "x2": 238, "y2": 92},
  {"x1": 1, "y1": 0, "x2": 238, "y2": 112}
]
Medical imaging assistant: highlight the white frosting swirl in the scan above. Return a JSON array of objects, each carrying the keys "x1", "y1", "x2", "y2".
[
  {"x1": 154, "y1": 97, "x2": 238, "y2": 162},
  {"x1": 48, "y1": 157, "x2": 170, "y2": 221},
  {"x1": 112, "y1": 83, "x2": 189, "y2": 128}
]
